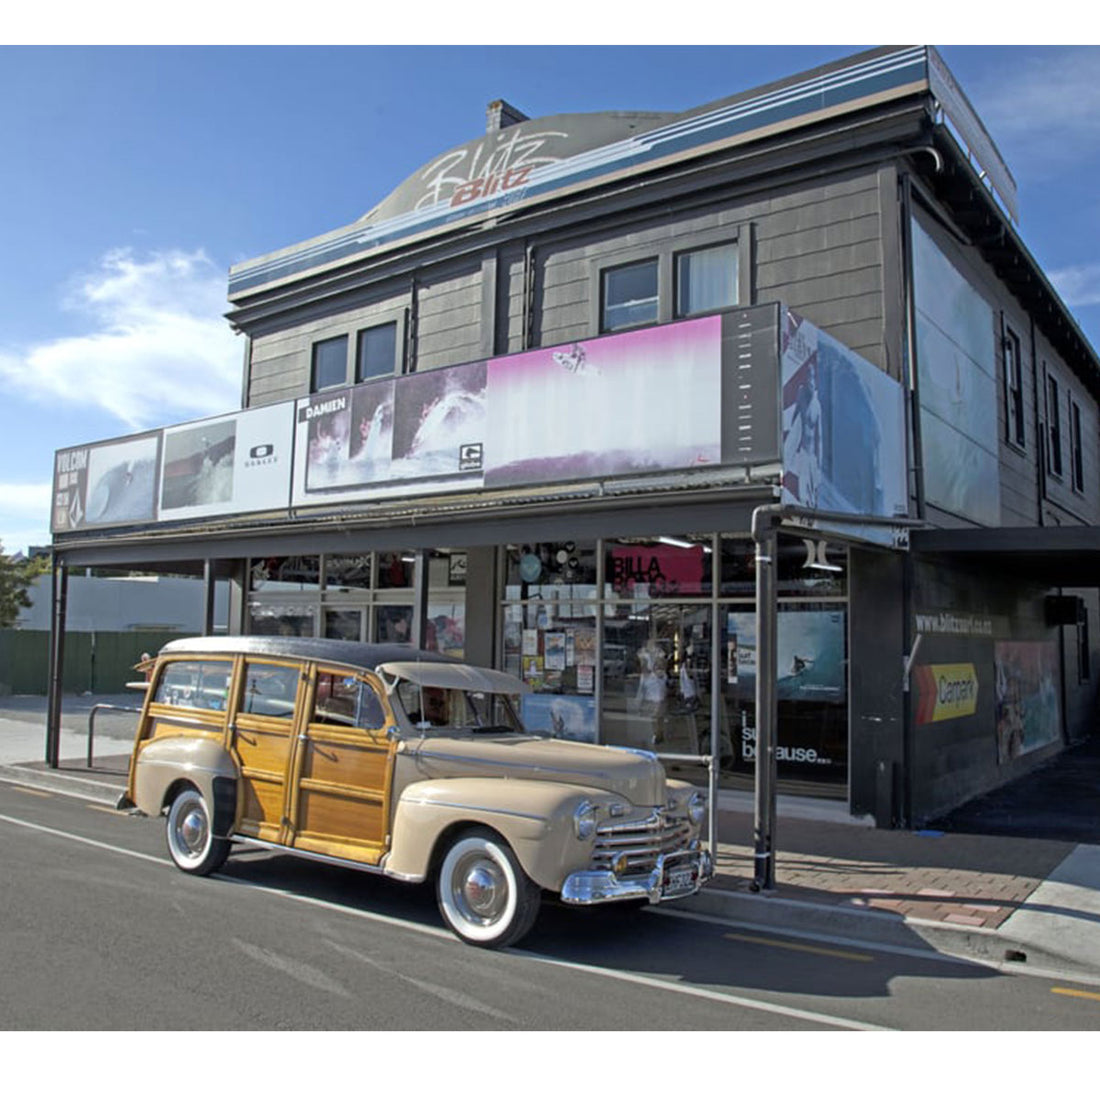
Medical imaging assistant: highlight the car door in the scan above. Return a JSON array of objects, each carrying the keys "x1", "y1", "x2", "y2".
[
  {"x1": 231, "y1": 658, "x2": 306, "y2": 843},
  {"x1": 286, "y1": 665, "x2": 397, "y2": 866}
]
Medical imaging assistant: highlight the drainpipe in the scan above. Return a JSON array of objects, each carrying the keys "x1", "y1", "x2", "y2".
[
  {"x1": 750, "y1": 502, "x2": 924, "y2": 882},
  {"x1": 750, "y1": 504, "x2": 780, "y2": 891},
  {"x1": 899, "y1": 173, "x2": 926, "y2": 522}
]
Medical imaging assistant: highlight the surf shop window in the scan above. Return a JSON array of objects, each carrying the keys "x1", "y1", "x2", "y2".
[
  {"x1": 501, "y1": 543, "x2": 599, "y2": 743},
  {"x1": 719, "y1": 535, "x2": 847, "y2": 598},
  {"x1": 720, "y1": 601, "x2": 848, "y2": 786},
  {"x1": 249, "y1": 557, "x2": 321, "y2": 592},
  {"x1": 600, "y1": 537, "x2": 714, "y2": 760}
]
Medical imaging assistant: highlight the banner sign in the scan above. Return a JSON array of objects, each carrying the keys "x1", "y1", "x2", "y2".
[
  {"x1": 53, "y1": 433, "x2": 161, "y2": 533},
  {"x1": 159, "y1": 405, "x2": 294, "y2": 522},
  {"x1": 780, "y1": 309, "x2": 907, "y2": 527},
  {"x1": 52, "y1": 405, "x2": 295, "y2": 534}
]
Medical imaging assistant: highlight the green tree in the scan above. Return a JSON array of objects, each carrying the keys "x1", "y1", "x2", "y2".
[{"x1": 0, "y1": 543, "x2": 48, "y2": 628}]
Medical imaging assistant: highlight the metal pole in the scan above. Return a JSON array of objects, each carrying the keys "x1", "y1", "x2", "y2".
[
  {"x1": 752, "y1": 511, "x2": 779, "y2": 891},
  {"x1": 708, "y1": 533, "x2": 721, "y2": 856},
  {"x1": 410, "y1": 549, "x2": 430, "y2": 650},
  {"x1": 202, "y1": 559, "x2": 217, "y2": 635},
  {"x1": 46, "y1": 559, "x2": 68, "y2": 768}
]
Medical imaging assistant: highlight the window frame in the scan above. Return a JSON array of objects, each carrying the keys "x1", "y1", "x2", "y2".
[
  {"x1": 599, "y1": 257, "x2": 660, "y2": 334},
  {"x1": 310, "y1": 335, "x2": 350, "y2": 393},
  {"x1": 355, "y1": 315, "x2": 406, "y2": 383},
  {"x1": 588, "y1": 224, "x2": 752, "y2": 338},
  {"x1": 674, "y1": 240, "x2": 741, "y2": 320},
  {"x1": 1070, "y1": 395, "x2": 1085, "y2": 493},
  {"x1": 1046, "y1": 370, "x2": 1063, "y2": 479},
  {"x1": 1003, "y1": 323, "x2": 1025, "y2": 450}
]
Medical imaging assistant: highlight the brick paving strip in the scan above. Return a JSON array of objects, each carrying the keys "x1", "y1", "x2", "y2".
[{"x1": 711, "y1": 811, "x2": 1076, "y2": 930}]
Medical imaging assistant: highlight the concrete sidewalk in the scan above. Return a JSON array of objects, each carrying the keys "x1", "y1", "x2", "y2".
[{"x1": 3, "y1": 693, "x2": 1099, "y2": 979}]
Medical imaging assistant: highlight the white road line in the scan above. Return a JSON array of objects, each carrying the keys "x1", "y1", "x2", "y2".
[
  {"x1": 0, "y1": 810, "x2": 888, "y2": 1030},
  {"x1": 510, "y1": 949, "x2": 890, "y2": 1031},
  {"x1": 0, "y1": 812, "x2": 169, "y2": 866}
]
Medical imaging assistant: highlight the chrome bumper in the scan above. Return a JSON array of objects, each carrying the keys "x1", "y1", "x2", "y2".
[{"x1": 560, "y1": 847, "x2": 714, "y2": 906}]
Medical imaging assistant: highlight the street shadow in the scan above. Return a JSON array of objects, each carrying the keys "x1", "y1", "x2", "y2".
[{"x1": 216, "y1": 848, "x2": 1004, "y2": 1009}]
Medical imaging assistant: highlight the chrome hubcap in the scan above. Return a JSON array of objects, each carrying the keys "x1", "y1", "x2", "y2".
[
  {"x1": 177, "y1": 804, "x2": 207, "y2": 855},
  {"x1": 456, "y1": 858, "x2": 505, "y2": 922}
]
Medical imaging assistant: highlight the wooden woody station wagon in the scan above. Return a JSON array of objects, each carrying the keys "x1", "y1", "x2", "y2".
[{"x1": 119, "y1": 636, "x2": 713, "y2": 948}]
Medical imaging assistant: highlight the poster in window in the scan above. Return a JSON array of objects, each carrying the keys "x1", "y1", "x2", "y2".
[
  {"x1": 522, "y1": 694, "x2": 597, "y2": 744},
  {"x1": 726, "y1": 609, "x2": 847, "y2": 778},
  {"x1": 544, "y1": 632, "x2": 567, "y2": 671}
]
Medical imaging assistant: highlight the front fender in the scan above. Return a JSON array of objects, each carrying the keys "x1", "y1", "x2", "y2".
[
  {"x1": 385, "y1": 776, "x2": 609, "y2": 891},
  {"x1": 131, "y1": 736, "x2": 238, "y2": 822}
]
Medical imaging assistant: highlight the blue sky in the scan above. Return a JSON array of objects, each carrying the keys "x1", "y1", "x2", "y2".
[{"x1": 2, "y1": 34, "x2": 1100, "y2": 556}]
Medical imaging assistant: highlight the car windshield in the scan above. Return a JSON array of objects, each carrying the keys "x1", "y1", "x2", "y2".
[{"x1": 395, "y1": 681, "x2": 524, "y2": 733}]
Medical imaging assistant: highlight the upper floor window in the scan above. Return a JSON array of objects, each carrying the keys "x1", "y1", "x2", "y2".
[
  {"x1": 1003, "y1": 326, "x2": 1025, "y2": 448},
  {"x1": 676, "y1": 242, "x2": 739, "y2": 318},
  {"x1": 311, "y1": 335, "x2": 349, "y2": 392},
  {"x1": 601, "y1": 259, "x2": 658, "y2": 332},
  {"x1": 1070, "y1": 397, "x2": 1085, "y2": 492},
  {"x1": 1046, "y1": 372, "x2": 1063, "y2": 477},
  {"x1": 356, "y1": 321, "x2": 399, "y2": 382}
]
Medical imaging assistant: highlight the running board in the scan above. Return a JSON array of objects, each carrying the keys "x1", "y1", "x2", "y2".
[{"x1": 227, "y1": 834, "x2": 424, "y2": 883}]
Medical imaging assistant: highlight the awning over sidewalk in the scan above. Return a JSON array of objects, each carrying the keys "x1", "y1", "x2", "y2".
[{"x1": 911, "y1": 525, "x2": 1100, "y2": 587}]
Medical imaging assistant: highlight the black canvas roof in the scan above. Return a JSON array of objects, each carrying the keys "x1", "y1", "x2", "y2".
[{"x1": 160, "y1": 635, "x2": 459, "y2": 672}]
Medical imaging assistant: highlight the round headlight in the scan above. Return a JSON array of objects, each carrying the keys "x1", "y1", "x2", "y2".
[
  {"x1": 688, "y1": 790, "x2": 707, "y2": 825},
  {"x1": 573, "y1": 800, "x2": 598, "y2": 840}
]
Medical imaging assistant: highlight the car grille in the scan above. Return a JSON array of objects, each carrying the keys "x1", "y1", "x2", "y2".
[{"x1": 591, "y1": 808, "x2": 694, "y2": 877}]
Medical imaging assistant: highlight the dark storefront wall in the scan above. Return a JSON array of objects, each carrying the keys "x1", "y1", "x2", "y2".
[{"x1": 906, "y1": 556, "x2": 1070, "y2": 824}]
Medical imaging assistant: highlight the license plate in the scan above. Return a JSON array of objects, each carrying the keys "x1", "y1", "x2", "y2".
[{"x1": 662, "y1": 865, "x2": 697, "y2": 896}]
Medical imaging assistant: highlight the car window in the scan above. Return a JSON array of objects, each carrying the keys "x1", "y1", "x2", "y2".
[
  {"x1": 154, "y1": 659, "x2": 233, "y2": 711},
  {"x1": 396, "y1": 682, "x2": 523, "y2": 732},
  {"x1": 313, "y1": 670, "x2": 386, "y2": 730},
  {"x1": 240, "y1": 662, "x2": 300, "y2": 719}
]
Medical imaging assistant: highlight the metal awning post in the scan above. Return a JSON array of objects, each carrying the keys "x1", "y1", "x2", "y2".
[
  {"x1": 46, "y1": 559, "x2": 68, "y2": 768},
  {"x1": 410, "y1": 550, "x2": 430, "y2": 649},
  {"x1": 751, "y1": 506, "x2": 779, "y2": 891},
  {"x1": 202, "y1": 559, "x2": 217, "y2": 634}
]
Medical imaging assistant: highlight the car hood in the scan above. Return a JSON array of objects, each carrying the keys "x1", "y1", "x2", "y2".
[{"x1": 409, "y1": 733, "x2": 666, "y2": 806}]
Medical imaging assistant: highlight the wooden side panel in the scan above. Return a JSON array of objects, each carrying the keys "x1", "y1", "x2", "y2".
[
  {"x1": 291, "y1": 729, "x2": 393, "y2": 864},
  {"x1": 235, "y1": 724, "x2": 296, "y2": 840}
]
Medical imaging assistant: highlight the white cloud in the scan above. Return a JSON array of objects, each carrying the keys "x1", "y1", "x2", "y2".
[
  {"x1": 1049, "y1": 264, "x2": 1100, "y2": 309},
  {"x1": 0, "y1": 248, "x2": 241, "y2": 429},
  {"x1": 0, "y1": 483, "x2": 53, "y2": 557},
  {"x1": 970, "y1": 48, "x2": 1100, "y2": 160}
]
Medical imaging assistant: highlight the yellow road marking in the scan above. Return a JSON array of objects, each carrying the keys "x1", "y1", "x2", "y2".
[
  {"x1": 1052, "y1": 986, "x2": 1100, "y2": 1003},
  {"x1": 10, "y1": 786, "x2": 52, "y2": 798},
  {"x1": 724, "y1": 931, "x2": 874, "y2": 962},
  {"x1": 86, "y1": 804, "x2": 127, "y2": 816}
]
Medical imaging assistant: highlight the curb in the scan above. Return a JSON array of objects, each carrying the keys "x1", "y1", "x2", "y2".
[
  {"x1": 0, "y1": 763, "x2": 124, "y2": 805},
  {"x1": 668, "y1": 884, "x2": 1100, "y2": 979}
]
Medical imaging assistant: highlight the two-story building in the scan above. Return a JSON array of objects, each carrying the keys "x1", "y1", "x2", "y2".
[{"x1": 47, "y1": 46, "x2": 1100, "y2": 828}]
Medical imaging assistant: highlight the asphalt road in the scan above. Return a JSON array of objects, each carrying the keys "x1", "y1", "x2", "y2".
[{"x1": 2, "y1": 780, "x2": 1100, "y2": 1033}]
